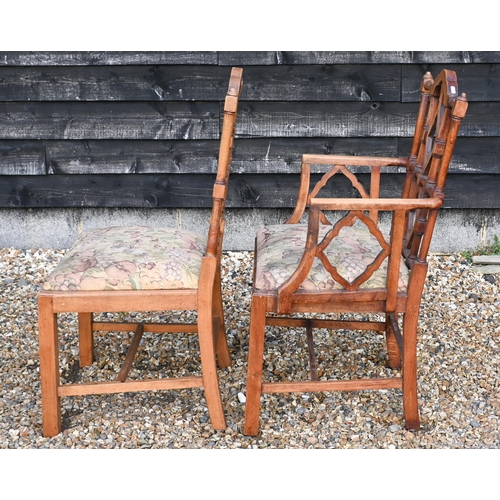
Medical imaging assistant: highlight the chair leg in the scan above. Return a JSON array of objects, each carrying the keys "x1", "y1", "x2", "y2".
[
  {"x1": 78, "y1": 312, "x2": 94, "y2": 367},
  {"x1": 244, "y1": 294, "x2": 267, "y2": 436},
  {"x1": 213, "y1": 269, "x2": 231, "y2": 368},
  {"x1": 38, "y1": 295, "x2": 62, "y2": 437},
  {"x1": 198, "y1": 305, "x2": 226, "y2": 430},
  {"x1": 385, "y1": 313, "x2": 402, "y2": 370},
  {"x1": 402, "y1": 311, "x2": 421, "y2": 430}
]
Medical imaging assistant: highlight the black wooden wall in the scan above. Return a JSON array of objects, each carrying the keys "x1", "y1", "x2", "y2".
[{"x1": 0, "y1": 51, "x2": 499, "y2": 210}]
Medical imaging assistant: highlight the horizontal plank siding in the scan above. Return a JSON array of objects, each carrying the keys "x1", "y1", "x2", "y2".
[
  {"x1": 2, "y1": 64, "x2": 496, "y2": 102},
  {"x1": 0, "y1": 52, "x2": 218, "y2": 66},
  {"x1": 5, "y1": 51, "x2": 500, "y2": 67},
  {"x1": 0, "y1": 102, "x2": 219, "y2": 140},
  {"x1": 0, "y1": 136, "x2": 498, "y2": 176},
  {"x1": 0, "y1": 173, "x2": 498, "y2": 209},
  {"x1": 0, "y1": 51, "x2": 498, "y2": 212},
  {"x1": 235, "y1": 102, "x2": 497, "y2": 138},
  {"x1": 0, "y1": 101, "x2": 495, "y2": 141},
  {"x1": 0, "y1": 66, "x2": 237, "y2": 101},
  {"x1": 218, "y1": 52, "x2": 500, "y2": 65},
  {"x1": 402, "y1": 64, "x2": 500, "y2": 101}
]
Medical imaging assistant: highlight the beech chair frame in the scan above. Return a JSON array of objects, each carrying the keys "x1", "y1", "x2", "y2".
[
  {"x1": 244, "y1": 69, "x2": 468, "y2": 435},
  {"x1": 38, "y1": 67, "x2": 243, "y2": 437}
]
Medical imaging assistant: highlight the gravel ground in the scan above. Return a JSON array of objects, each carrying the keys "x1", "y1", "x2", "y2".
[{"x1": 0, "y1": 247, "x2": 499, "y2": 449}]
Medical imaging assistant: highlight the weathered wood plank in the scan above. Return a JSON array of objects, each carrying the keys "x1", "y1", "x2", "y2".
[
  {"x1": 235, "y1": 102, "x2": 418, "y2": 138},
  {"x1": 0, "y1": 141, "x2": 46, "y2": 174},
  {"x1": 3, "y1": 138, "x2": 397, "y2": 176},
  {"x1": 2, "y1": 63, "x2": 495, "y2": 103},
  {"x1": 0, "y1": 137, "x2": 498, "y2": 175},
  {"x1": 0, "y1": 65, "x2": 399, "y2": 102},
  {"x1": 219, "y1": 52, "x2": 500, "y2": 65},
  {"x1": 443, "y1": 174, "x2": 500, "y2": 208},
  {"x1": 236, "y1": 102, "x2": 499, "y2": 138},
  {"x1": 0, "y1": 52, "x2": 217, "y2": 66},
  {"x1": 238, "y1": 65, "x2": 400, "y2": 101},
  {"x1": 399, "y1": 137, "x2": 500, "y2": 174},
  {"x1": 231, "y1": 138, "x2": 400, "y2": 174},
  {"x1": 3, "y1": 51, "x2": 500, "y2": 67},
  {"x1": 0, "y1": 173, "x2": 497, "y2": 208},
  {"x1": 0, "y1": 174, "x2": 215, "y2": 208},
  {"x1": 402, "y1": 64, "x2": 500, "y2": 102},
  {"x1": 45, "y1": 140, "x2": 220, "y2": 174},
  {"x1": 0, "y1": 102, "x2": 219, "y2": 140},
  {"x1": 0, "y1": 66, "x2": 234, "y2": 101}
]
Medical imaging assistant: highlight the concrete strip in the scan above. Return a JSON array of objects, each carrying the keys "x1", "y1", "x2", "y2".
[
  {"x1": 472, "y1": 255, "x2": 500, "y2": 265},
  {"x1": 471, "y1": 265, "x2": 500, "y2": 274},
  {"x1": 1, "y1": 206, "x2": 499, "y2": 253}
]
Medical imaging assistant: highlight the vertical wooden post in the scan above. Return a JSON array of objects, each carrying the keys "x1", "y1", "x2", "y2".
[
  {"x1": 198, "y1": 256, "x2": 226, "y2": 430},
  {"x1": 244, "y1": 294, "x2": 267, "y2": 436},
  {"x1": 38, "y1": 294, "x2": 62, "y2": 437},
  {"x1": 402, "y1": 261, "x2": 427, "y2": 430},
  {"x1": 385, "y1": 313, "x2": 402, "y2": 370},
  {"x1": 213, "y1": 263, "x2": 231, "y2": 368},
  {"x1": 78, "y1": 312, "x2": 94, "y2": 367}
]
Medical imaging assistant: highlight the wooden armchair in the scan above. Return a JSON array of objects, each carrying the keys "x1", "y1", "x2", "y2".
[
  {"x1": 38, "y1": 67, "x2": 243, "y2": 437},
  {"x1": 244, "y1": 69, "x2": 468, "y2": 435}
]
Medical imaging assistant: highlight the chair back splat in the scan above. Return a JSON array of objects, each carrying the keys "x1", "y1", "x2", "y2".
[
  {"x1": 243, "y1": 69, "x2": 468, "y2": 436},
  {"x1": 38, "y1": 67, "x2": 243, "y2": 437}
]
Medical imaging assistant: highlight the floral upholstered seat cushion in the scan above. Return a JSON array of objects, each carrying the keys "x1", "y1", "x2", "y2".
[
  {"x1": 254, "y1": 224, "x2": 409, "y2": 292},
  {"x1": 43, "y1": 226, "x2": 207, "y2": 291}
]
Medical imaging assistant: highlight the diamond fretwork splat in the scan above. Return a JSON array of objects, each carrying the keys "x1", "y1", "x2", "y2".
[{"x1": 316, "y1": 211, "x2": 391, "y2": 291}]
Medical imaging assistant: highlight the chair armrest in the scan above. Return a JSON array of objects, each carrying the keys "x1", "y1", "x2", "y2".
[
  {"x1": 302, "y1": 154, "x2": 408, "y2": 168},
  {"x1": 309, "y1": 197, "x2": 443, "y2": 211}
]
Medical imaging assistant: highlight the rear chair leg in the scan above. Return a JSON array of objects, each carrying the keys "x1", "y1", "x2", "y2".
[
  {"x1": 78, "y1": 312, "x2": 94, "y2": 367},
  {"x1": 38, "y1": 295, "x2": 62, "y2": 437},
  {"x1": 402, "y1": 311, "x2": 421, "y2": 429},
  {"x1": 213, "y1": 269, "x2": 231, "y2": 368},
  {"x1": 198, "y1": 306, "x2": 227, "y2": 430},
  {"x1": 244, "y1": 294, "x2": 267, "y2": 436},
  {"x1": 385, "y1": 313, "x2": 402, "y2": 370}
]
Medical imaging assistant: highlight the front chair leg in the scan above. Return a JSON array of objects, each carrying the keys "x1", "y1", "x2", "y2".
[
  {"x1": 38, "y1": 295, "x2": 62, "y2": 437},
  {"x1": 244, "y1": 294, "x2": 267, "y2": 436}
]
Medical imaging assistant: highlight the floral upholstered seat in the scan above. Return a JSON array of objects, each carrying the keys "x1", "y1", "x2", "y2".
[
  {"x1": 43, "y1": 226, "x2": 207, "y2": 291},
  {"x1": 254, "y1": 224, "x2": 409, "y2": 292}
]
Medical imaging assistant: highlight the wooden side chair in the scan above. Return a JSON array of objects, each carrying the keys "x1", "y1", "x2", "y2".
[
  {"x1": 244, "y1": 69, "x2": 468, "y2": 435},
  {"x1": 38, "y1": 67, "x2": 243, "y2": 437}
]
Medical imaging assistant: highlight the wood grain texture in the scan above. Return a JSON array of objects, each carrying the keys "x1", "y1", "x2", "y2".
[
  {"x1": 1, "y1": 137, "x2": 498, "y2": 176},
  {"x1": 0, "y1": 52, "x2": 497, "y2": 210},
  {"x1": 0, "y1": 173, "x2": 497, "y2": 208},
  {"x1": 236, "y1": 102, "x2": 498, "y2": 138},
  {"x1": 0, "y1": 141, "x2": 46, "y2": 174},
  {"x1": 0, "y1": 66, "x2": 235, "y2": 101},
  {"x1": 219, "y1": 51, "x2": 500, "y2": 65},
  {"x1": 0, "y1": 101, "x2": 495, "y2": 141},
  {"x1": 44, "y1": 140, "x2": 220, "y2": 174},
  {"x1": 1, "y1": 63, "x2": 496, "y2": 102},
  {"x1": 402, "y1": 64, "x2": 500, "y2": 102},
  {"x1": 0, "y1": 64, "x2": 399, "y2": 102},
  {"x1": 0, "y1": 102, "x2": 219, "y2": 140},
  {"x1": 0, "y1": 52, "x2": 217, "y2": 66}
]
